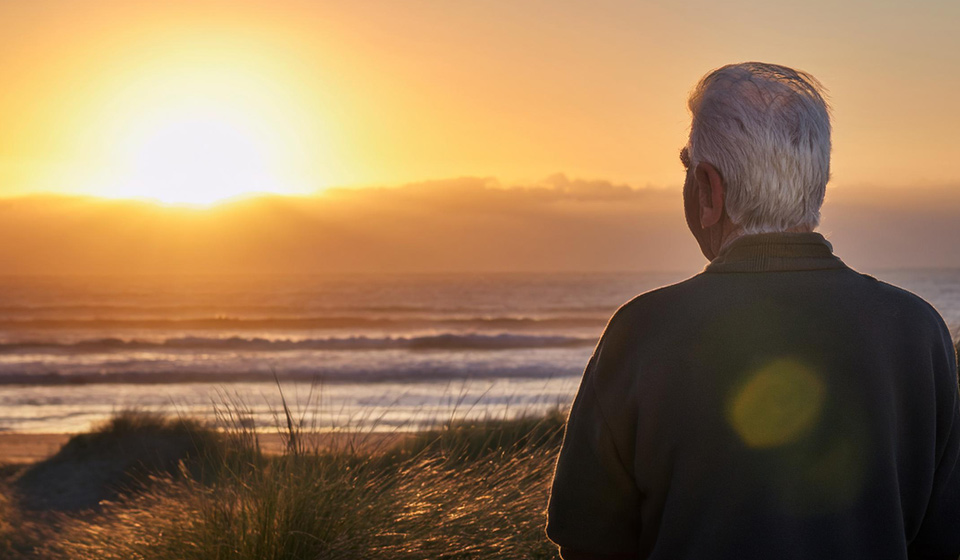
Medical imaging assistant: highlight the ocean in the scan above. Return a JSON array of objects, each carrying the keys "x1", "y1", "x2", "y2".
[{"x1": 1, "y1": 270, "x2": 957, "y2": 433}]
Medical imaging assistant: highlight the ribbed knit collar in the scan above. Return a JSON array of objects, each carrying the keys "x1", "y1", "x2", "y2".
[{"x1": 704, "y1": 232, "x2": 847, "y2": 273}]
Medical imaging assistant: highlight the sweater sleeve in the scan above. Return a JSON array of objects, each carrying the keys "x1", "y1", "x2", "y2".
[
  {"x1": 907, "y1": 330, "x2": 960, "y2": 560},
  {"x1": 546, "y1": 342, "x2": 642, "y2": 556}
]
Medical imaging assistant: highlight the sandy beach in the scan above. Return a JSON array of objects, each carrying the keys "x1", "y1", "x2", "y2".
[
  {"x1": 0, "y1": 433, "x2": 71, "y2": 464},
  {"x1": 0, "y1": 431, "x2": 406, "y2": 465}
]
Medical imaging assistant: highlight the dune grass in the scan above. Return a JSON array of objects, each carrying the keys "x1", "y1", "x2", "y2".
[
  {"x1": 0, "y1": 482, "x2": 49, "y2": 558},
  {"x1": 1, "y1": 403, "x2": 566, "y2": 560}
]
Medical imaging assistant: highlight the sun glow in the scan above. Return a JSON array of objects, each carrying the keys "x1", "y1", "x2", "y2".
[
  {"x1": 110, "y1": 108, "x2": 286, "y2": 205},
  {"x1": 50, "y1": 32, "x2": 338, "y2": 206}
]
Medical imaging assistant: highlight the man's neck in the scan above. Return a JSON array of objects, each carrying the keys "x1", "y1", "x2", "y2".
[{"x1": 717, "y1": 225, "x2": 815, "y2": 255}]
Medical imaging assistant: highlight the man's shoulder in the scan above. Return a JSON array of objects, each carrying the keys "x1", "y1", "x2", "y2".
[
  {"x1": 860, "y1": 272, "x2": 951, "y2": 331},
  {"x1": 602, "y1": 274, "x2": 710, "y2": 334},
  {"x1": 868, "y1": 274, "x2": 934, "y2": 308},
  {"x1": 622, "y1": 274, "x2": 707, "y2": 304}
]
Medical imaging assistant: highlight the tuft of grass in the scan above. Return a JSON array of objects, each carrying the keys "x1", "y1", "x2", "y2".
[
  {"x1": 56, "y1": 409, "x2": 224, "y2": 466},
  {"x1": 14, "y1": 409, "x2": 227, "y2": 512},
  {"x1": 373, "y1": 441, "x2": 561, "y2": 559}
]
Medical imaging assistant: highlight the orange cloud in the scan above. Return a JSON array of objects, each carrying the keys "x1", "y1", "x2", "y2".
[{"x1": 0, "y1": 179, "x2": 958, "y2": 276}]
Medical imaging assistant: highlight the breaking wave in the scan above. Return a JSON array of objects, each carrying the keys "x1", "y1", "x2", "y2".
[
  {"x1": 0, "y1": 333, "x2": 596, "y2": 353},
  {"x1": 0, "y1": 316, "x2": 605, "y2": 330}
]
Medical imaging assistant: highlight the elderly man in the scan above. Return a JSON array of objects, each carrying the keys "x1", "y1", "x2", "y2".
[{"x1": 546, "y1": 62, "x2": 960, "y2": 559}]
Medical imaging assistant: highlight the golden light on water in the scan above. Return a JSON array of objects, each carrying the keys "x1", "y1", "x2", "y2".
[{"x1": 727, "y1": 359, "x2": 825, "y2": 448}]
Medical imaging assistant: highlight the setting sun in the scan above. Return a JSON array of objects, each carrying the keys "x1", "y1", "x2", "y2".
[
  {"x1": 67, "y1": 43, "x2": 332, "y2": 205},
  {"x1": 107, "y1": 108, "x2": 287, "y2": 205},
  {"x1": 5, "y1": 21, "x2": 341, "y2": 205}
]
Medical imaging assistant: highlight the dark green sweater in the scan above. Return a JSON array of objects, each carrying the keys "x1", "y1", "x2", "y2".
[{"x1": 547, "y1": 233, "x2": 960, "y2": 559}]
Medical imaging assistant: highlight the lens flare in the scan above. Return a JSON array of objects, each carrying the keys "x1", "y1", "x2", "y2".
[{"x1": 727, "y1": 359, "x2": 824, "y2": 448}]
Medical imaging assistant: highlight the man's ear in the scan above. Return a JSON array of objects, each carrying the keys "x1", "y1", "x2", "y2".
[{"x1": 694, "y1": 162, "x2": 725, "y2": 229}]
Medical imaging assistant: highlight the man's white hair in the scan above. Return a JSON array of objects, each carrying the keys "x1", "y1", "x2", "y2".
[{"x1": 687, "y1": 62, "x2": 831, "y2": 233}]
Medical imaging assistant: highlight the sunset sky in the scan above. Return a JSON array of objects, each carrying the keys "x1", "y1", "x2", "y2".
[{"x1": 1, "y1": 0, "x2": 959, "y2": 272}]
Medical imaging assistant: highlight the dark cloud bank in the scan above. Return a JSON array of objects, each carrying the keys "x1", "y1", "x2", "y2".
[{"x1": 1, "y1": 176, "x2": 958, "y2": 275}]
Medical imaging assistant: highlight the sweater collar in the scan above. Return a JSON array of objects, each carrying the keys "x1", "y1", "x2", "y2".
[{"x1": 704, "y1": 232, "x2": 848, "y2": 273}]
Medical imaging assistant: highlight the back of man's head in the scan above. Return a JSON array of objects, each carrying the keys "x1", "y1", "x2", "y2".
[{"x1": 687, "y1": 62, "x2": 831, "y2": 234}]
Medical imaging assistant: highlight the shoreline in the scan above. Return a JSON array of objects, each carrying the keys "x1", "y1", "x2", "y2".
[{"x1": 0, "y1": 431, "x2": 406, "y2": 465}]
